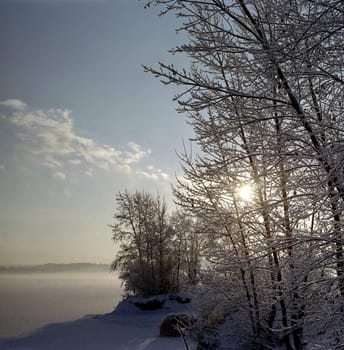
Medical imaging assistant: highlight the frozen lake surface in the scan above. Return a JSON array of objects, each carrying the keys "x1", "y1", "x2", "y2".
[
  {"x1": 0, "y1": 293, "x2": 190, "y2": 350},
  {"x1": 0, "y1": 272, "x2": 122, "y2": 338}
]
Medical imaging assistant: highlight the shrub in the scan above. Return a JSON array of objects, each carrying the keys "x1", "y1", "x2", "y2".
[
  {"x1": 169, "y1": 294, "x2": 191, "y2": 304},
  {"x1": 160, "y1": 313, "x2": 194, "y2": 337},
  {"x1": 133, "y1": 298, "x2": 165, "y2": 311}
]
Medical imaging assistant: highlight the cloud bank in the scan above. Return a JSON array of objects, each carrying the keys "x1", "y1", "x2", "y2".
[{"x1": 1, "y1": 100, "x2": 169, "y2": 182}]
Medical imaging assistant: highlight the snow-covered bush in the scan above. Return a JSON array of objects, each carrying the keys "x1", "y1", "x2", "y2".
[
  {"x1": 160, "y1": 313, "x2": 194, "y2": 337},
  {"x1": 134, "y1": 298, "x2": 165, "y2": 311},
  {"x1": 169, "y1": 294, "x2": 191, "y2": 304}
]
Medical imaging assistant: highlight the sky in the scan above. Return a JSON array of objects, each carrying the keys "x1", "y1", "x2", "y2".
[{"x1": 0, "y1": 0, "x2": 193, "y2": 265}]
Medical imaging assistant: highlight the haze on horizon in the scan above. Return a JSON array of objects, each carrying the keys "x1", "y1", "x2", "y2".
[{"x1": 0, "y1": 0, "x2": 192, "y2": 265}]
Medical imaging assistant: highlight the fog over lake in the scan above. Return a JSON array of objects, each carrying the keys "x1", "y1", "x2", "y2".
[{"x1": 0, "y1": 271, "x2": 123, "y2": 338}]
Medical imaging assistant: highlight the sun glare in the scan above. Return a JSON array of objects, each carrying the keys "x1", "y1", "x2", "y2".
[{"x1": 238, "y1": 184, "x2": 252, "y2": 201}]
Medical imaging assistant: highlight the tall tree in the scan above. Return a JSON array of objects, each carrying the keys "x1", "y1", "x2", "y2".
[
  {"x1": 111, "y1": 191, "x2": 202, "y2": 296},
  {"x1": 111, "y1": 190, "x2": 176, "y2": 296},
  {"x1": 145, "y1": 1, "x2": 344, "y2": 349}
]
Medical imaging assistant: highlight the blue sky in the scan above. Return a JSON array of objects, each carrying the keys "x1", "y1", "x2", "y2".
[{"x1": 0, "y1": 0, "x2": 192, "y2": 265}]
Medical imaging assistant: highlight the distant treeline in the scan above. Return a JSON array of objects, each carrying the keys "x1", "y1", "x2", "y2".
[{"x1": 0, "y1": 263, "x2": 110, "y2": 273}]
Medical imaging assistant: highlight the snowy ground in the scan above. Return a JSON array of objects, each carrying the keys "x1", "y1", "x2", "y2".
[{"x1": 0, "y1": 296, "x2": 191, "y2": 350}]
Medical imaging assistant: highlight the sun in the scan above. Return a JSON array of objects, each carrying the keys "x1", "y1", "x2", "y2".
[{"x1": 238, "y1": 184, "x2": 252, "y2": 201}]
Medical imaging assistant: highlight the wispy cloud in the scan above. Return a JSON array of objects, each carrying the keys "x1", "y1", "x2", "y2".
[
  {"x1": 137, "y1": 165, "x2": 169, "y2": 181},
  {"x1": 2, "y1": 101, "x2": 169, "y2": 182},
  {"x1": 53, "y1": 171, "x2": 66, "y2": 181},
  {"x1": 0, "y1": 99, "x2": 27, "y2": 111},
  {"x1": 125, "y1": 142, "x2": 152, "y2": 165}
]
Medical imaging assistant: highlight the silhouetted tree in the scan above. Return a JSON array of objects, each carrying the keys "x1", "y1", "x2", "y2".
[{"x1": 111, "y1": 190, "x2": 178, "y2": 296}]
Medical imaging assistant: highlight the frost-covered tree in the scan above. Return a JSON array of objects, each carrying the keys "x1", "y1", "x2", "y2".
[
  {"x1": 111, "y1": 191, "x2": 177, "y2": 296},
  {"x1": 144, "y1": 1, "x2": 344, "y2": 349},
  {"x1": 170, "y1": 210, "x2": 203, "y2": 287},
  {"x1": 111, "y1": 191, "x2": 202, "y2": 296}
]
